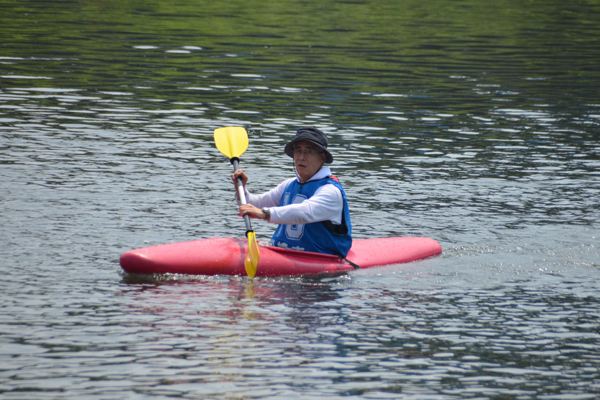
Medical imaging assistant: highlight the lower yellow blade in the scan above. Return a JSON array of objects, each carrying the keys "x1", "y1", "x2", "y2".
[
  {"x1": 214, "y1": 127, "x2": 249, "y2": 159},
  {"x1": 245, "y1": 231, "x2": 260, "y2": 278}
]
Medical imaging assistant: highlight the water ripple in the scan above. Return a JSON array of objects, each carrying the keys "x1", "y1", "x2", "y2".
[{"x1": 1, "y1": 0, "x2": 600, "y2": 398}]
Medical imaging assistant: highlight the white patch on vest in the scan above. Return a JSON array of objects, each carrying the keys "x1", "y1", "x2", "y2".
[{"x1": 285, "y1": 193, "x2": 307, "y2": 241}]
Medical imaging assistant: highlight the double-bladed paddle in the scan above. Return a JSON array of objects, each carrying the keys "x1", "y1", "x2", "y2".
[{"x1": 214, "y1": 126, "x2": 260, "y2": 278}]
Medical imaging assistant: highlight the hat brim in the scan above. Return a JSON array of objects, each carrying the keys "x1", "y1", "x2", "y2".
[{"x1": 284, "y1": 139, "x2": 333, "y2": 164}]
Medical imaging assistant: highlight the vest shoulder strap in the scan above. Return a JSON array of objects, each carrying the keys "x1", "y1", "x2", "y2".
[{"x1": 321, "y1": 177, "x2": 348, "y2": 235}]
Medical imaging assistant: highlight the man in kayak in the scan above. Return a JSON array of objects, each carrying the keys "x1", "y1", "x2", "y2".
[{"x1": 232, "y1": 127, "x2": 352, "y2": 258}]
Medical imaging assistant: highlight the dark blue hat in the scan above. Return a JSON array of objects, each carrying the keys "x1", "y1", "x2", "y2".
[{"x1": 284, "y1": 127, "x2": 333, "y2": 163}]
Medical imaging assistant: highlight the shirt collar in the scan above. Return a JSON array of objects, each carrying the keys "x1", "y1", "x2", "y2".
[{"x1": 296, "y1": 166, "x2": 331, "y2": 183}]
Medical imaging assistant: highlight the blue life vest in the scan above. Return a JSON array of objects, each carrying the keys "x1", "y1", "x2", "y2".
[{"x1": 270, "y1": 177, "x2": 352, "y2": 257}]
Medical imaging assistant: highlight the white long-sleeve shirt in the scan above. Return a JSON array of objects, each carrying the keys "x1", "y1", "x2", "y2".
[{"x1": 244, "y1": 166, "x2": 343, "y2": 225}]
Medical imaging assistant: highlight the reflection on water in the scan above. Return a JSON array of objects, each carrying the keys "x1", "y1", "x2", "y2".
[
  {"x1": 4, "y1": 276, "x2": 599, "y2": 398},
  {"x1": 1, "y1": 0, "x2": 599, "y2": 398}
]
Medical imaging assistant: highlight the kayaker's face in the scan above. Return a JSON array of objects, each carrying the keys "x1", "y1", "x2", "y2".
[{"x1": 293, "y1": 141, "x2": 326, "y2": 183}]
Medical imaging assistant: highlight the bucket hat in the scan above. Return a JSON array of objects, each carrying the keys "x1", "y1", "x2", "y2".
[{"x1": 284, "y1": 127, "x2": 333, "y2": 164}]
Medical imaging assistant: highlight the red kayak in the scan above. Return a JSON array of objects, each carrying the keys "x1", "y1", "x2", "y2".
[{"x1": 120, "y1": 236, "x2": 442, "y2": 277}]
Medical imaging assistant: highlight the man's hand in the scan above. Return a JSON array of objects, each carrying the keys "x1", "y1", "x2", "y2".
[
  {"x1": 239, "y1": 204, "x2": 267, "y2": 220},
  {"x1": 231, "y1": 169, "x2": 249, "y2": 198}
]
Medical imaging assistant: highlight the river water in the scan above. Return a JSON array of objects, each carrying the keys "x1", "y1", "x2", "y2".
[{"x1": 1, "y1": 0, "x2": 599, "y2": 398}]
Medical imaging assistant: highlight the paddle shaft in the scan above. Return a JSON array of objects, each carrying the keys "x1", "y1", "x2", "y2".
[{"x1": 231, "y1": 158, "x2": 253, "y2": 236}]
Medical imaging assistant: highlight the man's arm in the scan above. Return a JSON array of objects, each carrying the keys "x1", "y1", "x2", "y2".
[{"x1": 269, "y1": 184, "x2": 343, "y2": 225}]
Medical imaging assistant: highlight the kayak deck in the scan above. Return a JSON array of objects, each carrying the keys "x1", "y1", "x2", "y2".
[{"x1": 120, "y1": 237, "x2": 442, "y2": 277}]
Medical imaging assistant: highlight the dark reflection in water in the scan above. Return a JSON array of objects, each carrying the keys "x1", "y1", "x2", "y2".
[{"x1": 1, "y1": 0, "x2": 599, "y2": 398}]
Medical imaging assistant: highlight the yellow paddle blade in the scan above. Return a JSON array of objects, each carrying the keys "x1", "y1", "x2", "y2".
[
  {"x1": 214, "y1": 127, "x2": 249, "y2": 159},
  {"x1": 245, "y1": 231, "x2": 260, "y2": 279}
]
